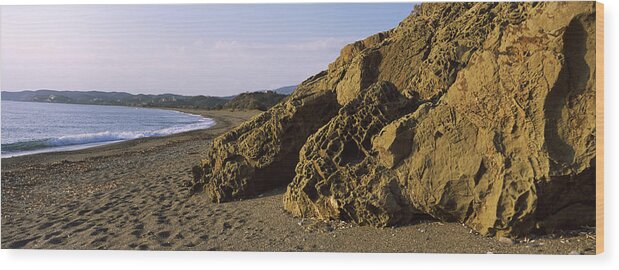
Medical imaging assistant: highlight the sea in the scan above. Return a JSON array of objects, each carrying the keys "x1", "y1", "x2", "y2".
[{"x1": 1, "y1": 100, "x2": 215, "y2": 157}]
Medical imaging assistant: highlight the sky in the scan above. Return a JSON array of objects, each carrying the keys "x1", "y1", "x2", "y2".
[{"x1": 0, "y1": 4, "x2": 414, "y2": 96}]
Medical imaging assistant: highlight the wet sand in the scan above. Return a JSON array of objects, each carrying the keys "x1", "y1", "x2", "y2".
[{"x1": 1, "y1": 109, "x2": 596, "y2": 254}]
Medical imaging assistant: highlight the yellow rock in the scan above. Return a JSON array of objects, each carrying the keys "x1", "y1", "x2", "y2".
[{"x1": 194, "y1": 2, "x2": 597, "y2": 237}]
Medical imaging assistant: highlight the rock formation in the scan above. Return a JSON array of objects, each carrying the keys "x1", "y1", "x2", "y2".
[
  {"x1": 284, "y1": 81, "x2": 421, "y2": 226},
  {"x1": 193, "y1": 2, "x2": 597, "y2": 237},
  {"x1": 191, "y1": 75, "x2": 341, "y2": 202}
]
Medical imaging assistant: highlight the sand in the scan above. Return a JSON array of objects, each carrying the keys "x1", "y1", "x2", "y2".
[{"x1": 1, "y1": 109, "x2": 596, "y2": 254}]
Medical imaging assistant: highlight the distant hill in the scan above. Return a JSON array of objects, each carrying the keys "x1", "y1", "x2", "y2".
[
  {"x1": 223, "y1": 91, "x2": 287, "y2": 111},
  {"x1": 1, "y1": 90, "x2": 228, "y2": 110},
  {"x1": 1, "y1": 87, "x2": 293, "y2": 111},
  {"x1": 272, "y1": 85, "x2": 296, "y2": 95}
]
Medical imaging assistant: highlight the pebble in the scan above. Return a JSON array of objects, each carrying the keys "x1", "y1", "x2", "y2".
[
  {"x1": 569, "y1": 250, "x2": 582, "y2": 255},
  {"x1": 498, "y1": 237, "x2": 514, "y2": 245}
]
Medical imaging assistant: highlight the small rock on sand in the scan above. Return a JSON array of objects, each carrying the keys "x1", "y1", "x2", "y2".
[{"x1": 498, "y1": 237, "x2": 514, "y2": 245}]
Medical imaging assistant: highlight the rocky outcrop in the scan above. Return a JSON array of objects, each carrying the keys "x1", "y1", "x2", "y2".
[
  {"x1": 191, "y1": 75, "x2": 340, "y2": 202},
  {"x1": 284, "y1": 81, "x2": 420, "y2": 226},
  {"x1": 190, "y1": 7, "x2": 393, "y2": 202},
  {"x1": 194, "y1": 2, "x2": 597, "y2": 237},
  {"x1": 387, "y1": 4, "x2": 597, "y2": 236}
]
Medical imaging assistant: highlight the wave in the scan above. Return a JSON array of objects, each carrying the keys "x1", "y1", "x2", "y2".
[
  {"x1": 1, "y1": 118, "x2": 215, "y2": 155},
  {"x1": 1, "y1": 139, "x2": 51, "y2": 153}
]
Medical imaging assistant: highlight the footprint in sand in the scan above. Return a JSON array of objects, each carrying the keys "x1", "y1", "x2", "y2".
[
  {"x1": 8, "y1": 236, "x2": 40, "y2": 248},
  {"x1": 37, "y1": 221, "x2": 55, "y2": 230},
  {"x1": 90, "y1": 236, "x2": 107, "y2": 246},
  {"x1": 62, "y1": 219, "x2": 85, "y2": 229},
  {"x1": 157, "y1": 231, "x2": 171, "y2": 239},
  {"x1": 131, "y1": 229, "x2": 143, "y2": 238},
  {"x1": 199, "y1": 234, "x2": 209, "y2": 241},
  {"x1": 77, "y1": 209, "x2": 91, "y2": 216},
  {"x1": 47, "y1": 236, "x2": 65, "y2": 245},
  {"x1": 90, "y1": 226, "x2": 109, "y2": 236}
]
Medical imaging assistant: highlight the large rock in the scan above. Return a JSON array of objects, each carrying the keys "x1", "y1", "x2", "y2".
[
  {"x1": 283, "y1": 2, "x2": 596, "y2": 237},
  {"x1": 191, "y1": 23, "x2": 391, "y2": 201},
  {"x1": 195, "y1": 2, "x2": 597, "y2": 237},
  {"x1": 191, "y1": 76, "x2": 340, "y2": 202},
  {"x1": 284, "y1": 81, "x2": 420, "y2": 226},
  {"x1": 393, "y1": 3, "x2": 597, "y2": 236}
]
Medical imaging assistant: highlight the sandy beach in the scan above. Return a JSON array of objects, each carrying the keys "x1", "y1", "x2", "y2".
[{"x1": 1, "y1": 109, "x2": 596, "y2": 254}]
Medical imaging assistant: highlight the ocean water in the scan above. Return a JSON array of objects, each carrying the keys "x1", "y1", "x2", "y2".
[{"x1": 1, "y1": 101, "x2": 215, "y2": 157}]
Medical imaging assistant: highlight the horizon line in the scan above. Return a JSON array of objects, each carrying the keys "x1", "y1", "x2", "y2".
[{"x1": 0, "y1": 85, "x2": 298, "y2": 98}]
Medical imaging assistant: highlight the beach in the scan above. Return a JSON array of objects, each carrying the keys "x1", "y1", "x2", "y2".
[{"x1": 1, "y1": 109, "x2": 596, "y2": 254}]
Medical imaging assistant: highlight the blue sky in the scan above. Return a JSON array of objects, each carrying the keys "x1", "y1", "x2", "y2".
[{"x1": 1, "y1": 4, "x2": 414, "y2": 96}]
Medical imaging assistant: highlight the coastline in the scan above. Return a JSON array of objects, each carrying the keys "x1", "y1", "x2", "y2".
[
  {"x1": 0, "y1": 102, "x2": 223, "y2": 159},
  {"x1": 1, "y1": 109, "x2": 596, "y2": 253}
]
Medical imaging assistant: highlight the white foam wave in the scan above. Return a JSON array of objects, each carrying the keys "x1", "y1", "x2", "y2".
[{"x1": 47, "y1": 118, "x2": 215, "y2": 147}]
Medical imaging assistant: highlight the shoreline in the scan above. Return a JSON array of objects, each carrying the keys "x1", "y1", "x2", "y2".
[
  {"x1": 1, "y1": 109, "x2": 596, "y2": 253},
  {"x1": 0, "y1": 104, "x2": 230, "y2": 160}
]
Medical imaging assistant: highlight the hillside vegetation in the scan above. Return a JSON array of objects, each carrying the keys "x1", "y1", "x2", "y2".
[{"x1": 1, "y1": 87, "x2": 293, "y2": 111}]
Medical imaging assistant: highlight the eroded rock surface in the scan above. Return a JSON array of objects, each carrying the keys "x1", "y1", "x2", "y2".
[
  {"x1": 194, "y1": 2, "x2": 597, "y2": 237},
  {"x1": 284, "y1": 81, "x2": 420, "y2": 226},
  {"x1": 191, "y1": 76, "x2": 340, "y2": 202}
]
